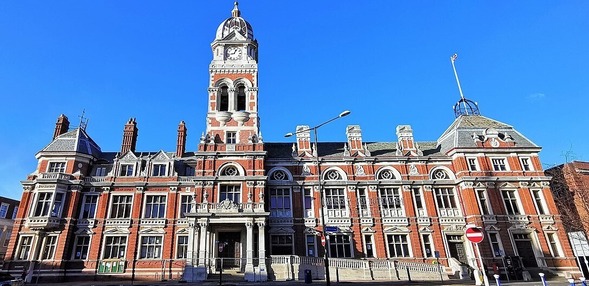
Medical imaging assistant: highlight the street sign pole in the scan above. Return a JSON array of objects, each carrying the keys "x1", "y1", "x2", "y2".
[{"x1": 466, "y1": 226, "x2": 489, "y2": 286}]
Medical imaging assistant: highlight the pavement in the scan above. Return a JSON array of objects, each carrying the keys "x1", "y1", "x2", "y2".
[{"x1": 20, "y1": 278, "x2": 587, "y2": 286}]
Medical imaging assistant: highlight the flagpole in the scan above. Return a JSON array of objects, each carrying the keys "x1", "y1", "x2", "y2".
[{"x1": 451, "y1": 54, "x2": 469, "y2": 115}]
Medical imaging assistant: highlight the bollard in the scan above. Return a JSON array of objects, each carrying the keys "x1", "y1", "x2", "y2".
[
  {"x1": 539, "y1": 272, "x2": 548, "y2": 286},
  {"x1": 493, "y1": 274, "x2": 501, "y2": 286},
  {"x1": 406, "y1": 266, "x2": 412, "y2": 282},
  {"x1": 581, "y1": 277, "x2": 587, "y2": 286},
  {"x1": 568, "y1": 278, "x2": 576, "y2": 286}
]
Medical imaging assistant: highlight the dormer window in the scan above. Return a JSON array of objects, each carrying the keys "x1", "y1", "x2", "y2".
[
  {"x1": 95, "y1": 166, "x2": 107, "y2": 176},
  {"x1": 520, "y1": 157, "x2": 532, "y2": 171},
  {"x1": 491, "y1": 158, "x2": 508, "y2": 171},
  {"x1": 152, "y1": 164, "x2": 167, "y2": 177},
  {"x1": 33, "y1": 192, "x2": 64, "y2": 217},
  {"x1": 48, "y1": 162, "x2": 66, "y2": 173},
  {"x1": 120, "y1": 164, "x2": 134, "y2": 177}
]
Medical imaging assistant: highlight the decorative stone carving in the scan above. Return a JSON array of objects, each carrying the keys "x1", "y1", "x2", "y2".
[
  {"x1": 302, "y1": 164, "x2": 311, "y2": 176},
  {"x1": 409, "y1": 164, "x2": 418, "y2": 175},
  {"x1": 355, "y1": 165, "x2": 365, "y2": 176}
]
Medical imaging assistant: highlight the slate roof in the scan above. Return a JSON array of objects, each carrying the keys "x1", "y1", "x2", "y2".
[
  {"x1": 437, "y1": 115, "x2": 538, "y2": 153},
  {"x1": 40, "y1": 128, "x2": 102, "y2": 157},
  {"x1": 265, "y1": 141, "x2": 443, "y2": 159}
]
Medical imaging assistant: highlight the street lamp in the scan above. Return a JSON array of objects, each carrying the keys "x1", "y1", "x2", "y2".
[{"x1": 285, "y1": 110, "x2": 351, "y2": 286}]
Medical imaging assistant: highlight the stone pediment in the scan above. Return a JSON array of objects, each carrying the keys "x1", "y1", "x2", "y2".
[
  {"x1": 419, "y1": 226, "x2": 434, "y2": 233},
  {"x1": 361, "y1": 226, "x2": 375, "y2": 233},
  {"x1": 176, "y1": 228, "x2": 189, "y2": 234},
  {"x1": 139, "y1": 227, "x2": 165, "y2": 234},
  {"x1": 152, "y1": 151, "x2": 171, "y2": 161},
  {"x1": 383, "y1": 226, "x2": 410, "y2": 233},
  {"x1": 119, "y1": 151, "x2": 138, "y2": 161},
  {"x1": 303, "y1": 227, "x2": 319, "y2": 235},
  {"x1": 104, "y1": 227, "x2": 130, "y2": 234}
]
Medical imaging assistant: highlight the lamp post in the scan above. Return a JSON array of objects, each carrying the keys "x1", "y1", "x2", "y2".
[{"x1": 285, "y1": 110, "x2": 351, "y2": 286}]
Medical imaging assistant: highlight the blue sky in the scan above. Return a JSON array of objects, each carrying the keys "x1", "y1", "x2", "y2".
[{"x1": 0, "y1": 1, "x2": 587, "y2": 200}]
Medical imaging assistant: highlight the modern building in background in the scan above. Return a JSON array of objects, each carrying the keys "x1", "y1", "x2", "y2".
[{"x1": 4, "y1": 2, "x2": 580, "y2": 283}]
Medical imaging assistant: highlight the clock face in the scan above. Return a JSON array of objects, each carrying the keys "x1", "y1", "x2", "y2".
[{"x1": 226, "y1": 47, "x2": 242, "y2": 60}]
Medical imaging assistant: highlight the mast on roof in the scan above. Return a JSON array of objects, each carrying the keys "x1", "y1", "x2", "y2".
[{"x1": 450, "y1": 54, "x2": 480, "y2": 118}]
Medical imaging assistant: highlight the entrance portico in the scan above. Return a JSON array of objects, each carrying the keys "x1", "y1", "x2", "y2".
[{"x1": 184, "y1": 200, "x2": 269, "y2": 282}]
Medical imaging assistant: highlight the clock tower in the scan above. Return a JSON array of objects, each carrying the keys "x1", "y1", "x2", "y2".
[{"x1": 203, "y1": 2, "x2": 260, "y2": 149}]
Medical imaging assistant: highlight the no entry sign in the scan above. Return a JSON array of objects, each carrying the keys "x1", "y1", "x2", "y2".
[{"x1": 465, "y1": 226, "x2": 484, "y2": 244}]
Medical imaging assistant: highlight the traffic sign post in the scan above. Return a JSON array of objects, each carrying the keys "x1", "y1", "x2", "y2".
[{"x1": 466, "y1": 226, "x2": 489, "y2": 286}]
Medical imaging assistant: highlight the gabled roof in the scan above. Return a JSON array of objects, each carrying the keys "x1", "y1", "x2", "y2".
[
  {"x1": 39, "y1": 128, "x2": 102, "y2": 157},
  {"x1": 437, "y1": 115, "x2": 538, "y2": 154}
]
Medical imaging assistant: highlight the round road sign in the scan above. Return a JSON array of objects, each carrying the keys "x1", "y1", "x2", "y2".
[{"x1": 465, "y1": 227, "x2": 484, "y2": 243}]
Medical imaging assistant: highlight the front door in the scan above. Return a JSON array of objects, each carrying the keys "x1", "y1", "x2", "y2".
[
  {"x1": 447, "y1": 234, "x2": 468, "y2": 264},
  {"x1": 513, "y1": 233, "x2": 538, "y2": 267},
  {"x1": 217, "y1": 232, "x2": 242, "y2": 270}
]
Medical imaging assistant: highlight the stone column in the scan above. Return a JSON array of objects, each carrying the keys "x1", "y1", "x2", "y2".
[
  {"x1": 195, "y1": 219, "x2": 209, "y2": 281},
  {"x1": 256, "y1": 219, "x2": 268, "y2": 281},
  {"x1": 245, "y1": 219, "x2": 255, "y2": 281}
]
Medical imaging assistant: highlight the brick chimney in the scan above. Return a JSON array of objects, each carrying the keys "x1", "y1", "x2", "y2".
[
  {"x1": 53, "y1": 114, "x2": 70, "y2": 140},
  {"x1": 176, "y1": 121, "x2": 187, "y2": 157},
  {"x1": 121, "y1": 118, "x2": 138, "y2": 154},
  {"x1": 346, "y1": 125, "x2": 363, "y2": 154},
  {"x1": 295, "y1": 125, "x2": 311, "y2": 155},
  {"x1": 396, "y1": 125, "x2": 420, "y2": 156}
]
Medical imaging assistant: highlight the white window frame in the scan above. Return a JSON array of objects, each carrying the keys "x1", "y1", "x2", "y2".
[
  {"x1": 303, "y1": 188, "x2": 315, "y2": 218},
  {"x1": 363, "y1": 234, "x2": 376, "y2": 258},
  {"x1": 219, "y1": 184, "x2": 241, "y2": 203},
  {"x1": 95, "y1": 166, "x2": 107, "y2": 176},
  {"x1": 139, "y1": 235, "x2": 163, "y2": 259},
  {"x1": 386, "y1": 233, "x2": 411, "y2": 258},
  {"x1": 80, "y1": 194, "x2": 99, "y2": 219},
  {"x1": 47, "y1": 161, "x2": 66, "y2": 173},
  {"x1": 108, "y1": 194, "x2": 134, "y2": 219},
  {"x1": 226, "y1": 131, "x2": 237, "y2": 144},
  {"x1": 421, "y1": 233, "x2": 434, "y2": 258},
  {"x1": 501, "y1": 189, "x2": 523, "y2": 215},
  {"x1": 102, "y1": 235, "x2": 128, "y2": 259},
  {"x1": 178, "y1": 194, "x2": 194, "y2": 218},
  {"x1": 411, "y1": 187, "x2": 426, "y2": 217},
  {"x1": 490, "y1": 157, "x2": 509, "y2": 171},
  {"x1": 3, "y1": 230, "x2": 10, "y2": 247},
  {"x1": 519, "y1": 157, "x2": 533, "y2": 171},
  {"x1": 487, "y1": 232, "x2": 505, "y2": 257},
  {"x1": 378, "y1": 187, "x2": 404, "y2": 217},
  {"x1": 176, "y1": 235, "x2": 189, "y2": 259},
  {"x1": 328, "y1": 233, "x2": 353, "y2": 258},
  {"x1": 467, "y1": 157, "x2": 479, "y2": 171},
  {"x1": 40, "y1": 235, "x2": 58, "y2": 260},
  {"x1": 475, "y1": 189, "x2": 493, "y2": 215},
  {"x1": 32, "y1": 191, "x2": 65, "y2": 218},
  {"x1": 12, "y1": 206, "x2": 18, "y2": 219},
  {"x1": 0, "y1": 203, "x2": 9, "y2": 218},
  {"x1": 270, "y1": 234, "x2": 294, "y2": 255},
  {"x1": 546, "y1": 232, "x2": 563, "y2": 257},
  {"x1": 305, "y1": 234, "x2": 317, "y2": 257},
  {"x1": 152, "y1": 163, "x2": 167, "y2": 177},
  {"x1": 357, "y1": 188, "x2": 370, "y2": 217},
  {"x1": 119, "y1": 164, "x2": 135, "y2": 177},
  {"x1": 143, "y1": 194, "x2": 167, "y2": 219},
  {"x1": 531, "y1": 189, "x2": 548, "y2": 215},
  {"x1": 16, "y1": 235, "x2": 34, "y2": 260},
  {"x1": 269, "y1": 187, "x2": 292, "y2": 217},
  {"x1": 72, "y1": 235, "x2": 91, "y2": 260},
  {"x1": 434, "y1": 187, "x2": 461, "y2": 217}
]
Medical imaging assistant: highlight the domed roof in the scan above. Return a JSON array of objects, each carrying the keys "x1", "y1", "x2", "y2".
[{"x1": 215, "y1": 2, "x2": 254, "y2": 40}]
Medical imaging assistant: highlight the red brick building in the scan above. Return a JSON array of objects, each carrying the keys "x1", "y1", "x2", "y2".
[{"x1": 4, "y1": 2, "x2": 579, "y2": 283}]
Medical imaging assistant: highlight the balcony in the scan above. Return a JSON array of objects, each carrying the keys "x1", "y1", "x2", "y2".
[
  {"x1": 140, "y1": 218, "x2": 166, "y2": 227},
  {"x1": 269, "y1": 217, "x2": 294, "y2": 225},
  {"x1": 508, "y1": 215, "x2": 530, "y2": 224},
  {"x1": 105, "y1": 218, "x2": 132, "y2": 228},
  {"x1": 195, "y1": 200, "x2": 266, "y2": 215},
  {"x1": 176, "y1": 218, "x2": 189, "y2": 225},
  {"x1": 77, "y1": 218, "x2": 96, "y2": 228},
  {"x1": 482, "y1": 215, "x2": 497, "y2": 224},
  {"x1": 26, "y1": 216, "x2": 62, "y2": 230},
  {"x1": 38, "y1": 173, "x2": 72, "y2": 180},
  {"x1": 326, "y1": 217, "x2": 352, "y2": 226},
  {"x1": 539, "y1": 214, "x2": 555, "y2": 224}
]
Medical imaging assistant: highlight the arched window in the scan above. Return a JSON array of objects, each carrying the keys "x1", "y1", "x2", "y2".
[
  {"x1": 432, "y1": 169, "x2": 449, "y2": 180},
  {"x1": 270, "y1": 170, "x2": 288, "y2": 181},
  {"x1": 237, "y1": 85, "x2": 246, "y2": 111},
  {"x1": 378, "y1": 169, "x2": 396, "y2": 180},
  {"x1": 221, "y1": 166, "x2": 239, "y2": 176},
  {"x1": 324, "y1": 170, "x2": 343, "y2": 181},
  {"x1": 219, "y1": 86, "x2": 229, "y2": 111}
]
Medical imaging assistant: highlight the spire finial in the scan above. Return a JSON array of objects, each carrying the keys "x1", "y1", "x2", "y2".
[{"x1": 232, "y1": 1, "x2": 240, "y2": 17}]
